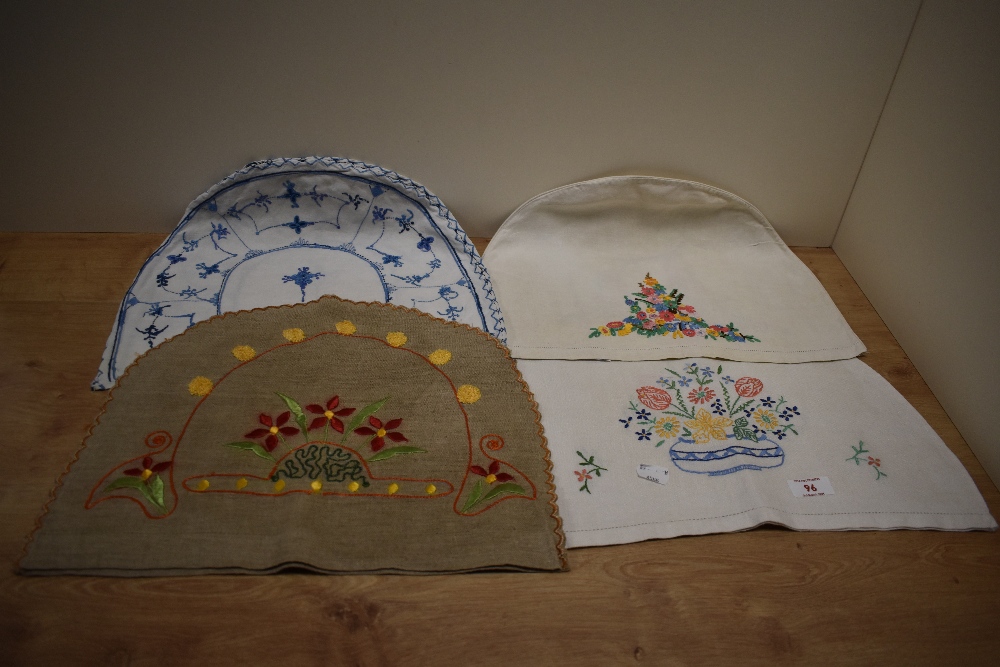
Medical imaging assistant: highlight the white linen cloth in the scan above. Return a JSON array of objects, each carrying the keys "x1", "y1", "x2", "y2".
[
  {"x1": 92, "y1": 157, "x2": 505, "y2": 390},
  {"x1": 518, "y1": 357, "x2": 995, "y2": 547},
  {"x1": 483, "y1": 176, "x2": 865, "y2": 362}
]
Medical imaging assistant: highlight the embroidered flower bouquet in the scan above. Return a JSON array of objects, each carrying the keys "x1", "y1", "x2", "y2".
[
  {"x1": 590, "y1": 275, "x2": 759, "y2": 342},
  {"x1": 623, "y1": 363, "x2": 801, "y2": 476}
]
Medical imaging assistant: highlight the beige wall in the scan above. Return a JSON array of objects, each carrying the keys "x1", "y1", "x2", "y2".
[
  {"x1": 0, "y1": 0, "x2": 918, "y2": 243},
  {"x1": 834, "y1": 0, "x2": 1000, "y2": 485}
]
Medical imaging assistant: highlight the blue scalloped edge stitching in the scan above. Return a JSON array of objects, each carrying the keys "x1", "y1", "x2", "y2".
[{"x1": 92, "y1": 157, "x2": 507, "y2": 390}]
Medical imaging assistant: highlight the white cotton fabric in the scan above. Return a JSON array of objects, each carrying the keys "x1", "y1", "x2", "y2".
[
  {"x1": 518, "y1": 358, "x2": 995, "y2": 547},
  {"x1": 483, "y1": 176, "x2": 865, "y2": 362},
  {"x1": 93, "y1": 157, "x2": 504, "y2": 390}
]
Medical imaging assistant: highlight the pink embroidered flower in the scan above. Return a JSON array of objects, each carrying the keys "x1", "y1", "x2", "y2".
[
  {"x1": 637, "y1": 385, "x2": 672, "y2": 410},
  {"x1": 643, "y1": 320, "x2": 655, "y2": 329},
  {"x1": 354, "y1": 416, "x2": 407, "y2": 452},
  {"x1": 678, "y1": 305, "x2": 696, "y2": 314},
  {"x1": 868, "y1": 456, "x2": 881, "y2": 467},
  {"x1": 687, "y1": 387, "x2": 716, "y2": 404},
  {"x1": 471, "y1": 460, "x2": 514, "y2": 485},
  {"x1": 245, "y1": 412, "x2": 299, "y2": 452},
  {"x1": 575, "y1": 469, "x2": 592, "y2": 482},
  {"x1": 641, "y1": 286, "x2": 655, "y2": 296},
  {"x1": 306, "y1": 395, "x2": 356, "y2": 434},
  {"x1": 124, "y1": 456, "x2": 171, "y2": 480},
  {"x1": 734, "y1": 377, "x2": 764, "y2": 398}
]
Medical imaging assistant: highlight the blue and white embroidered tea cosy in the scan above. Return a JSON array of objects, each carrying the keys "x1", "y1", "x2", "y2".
[
  {"x1": 92, "y1": 157, "x2": 505, "y2": 390},
  {"x1": 482, "y1": 176, "x2": 865, "y2": 363}
]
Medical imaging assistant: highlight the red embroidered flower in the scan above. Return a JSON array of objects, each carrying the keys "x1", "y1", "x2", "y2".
[
  {"x1": 575, "y1": 470, "x2": 592, "y2": 482},
  {"x1": 471, "y1": 460, "x2": 514, "y2": 485},
  {"x1": 637, "y1": 385, "x2": 672, "y2": 410},
  {"x1": 608, "y1": 321, "x2": 625, "y2": 329},
  {"x1": 682, "y1": 327, "x2": 696, "y2": 337},
  {"x1": 678, "y1": 305, "x2": 696, "y2": 314},
  {"x1": 245, "y1": 412, "x2": 299, "y2": 452},
  {"x1": 687, "y1": 387, "x2": 716, "y2": 404},
  {"x1": 868, "y1": 456, "x2": 881, "y2": 467},
  {"x1": 306, "y1": 395, "x2": 356, "y2": 434},
  {"x1": 124, "y1": 456, "x2": 171, "y2": 480},
  {"x1": 734, "y1": 377, "x2": 764, "y2": 398},
  {"x1": 354, "y1": 416, "x2": 407, "y2": 452},
  {"x1": 641, "y1": 286, "x2": 654, "y2": 296}
]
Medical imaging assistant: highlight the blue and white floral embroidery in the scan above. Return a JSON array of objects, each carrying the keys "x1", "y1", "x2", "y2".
[{"x1": 94, "y1": 157, "x2": 506, "y2": 389}]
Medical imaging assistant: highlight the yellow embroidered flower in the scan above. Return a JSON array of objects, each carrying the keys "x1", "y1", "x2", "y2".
[
  {"x1": 311, "y1": 480, "x2": 323, "y2": 492},
  {"x1": 347, "y1": 481, "x2": 360, "y2": 493},
  {"x1": 456, "y1": 385, "x2": 482, "y2": 404},
  {"x1": 196, "y1": 479, "x2": 210, "y2": 491},
  {"x1": 387, "y1": 483, "x2": 399, "y2": 495},
  {"x1": 188, "y1": 376, "x2": 213, "y2": 396},
  {"x1": 335, "y1": 320, "x2": 357, "y2": 335},
  {"x1": 428, "y1": 349, "x2": 452, "y2": 365},
  {"x1": 621, "y1": 323, "x2": 634, "y2": 334},
  {"x1": 599, "y1": 326, "x2": 611, "y2": 336},
  {"x1": 684, "y1": 408, "x2": 734, "y2": 444},
  {"x1": 235, "y1": 478, "x2": 248, "y2": 490},
  {"x1": 654, "y1": 416, "x2": 681, "y2": 438},
  {"x1": 282, "y1": 327, "x2": 305, "y2": 343},
  {"x1": 386, "y1": 331, "x2": 408, "y2": 347},
  {"x1": 672, "y1": 330, "x2": 685, "y2": 339},
  {"x1": 425, "y1": 484, "x2": 437, "y2": 495},
  {"x1": 754, "y1": 409, "x2": 780, "y2": 430},
  {"x1": 231, "y1": 345, "x2": 256, "y2": 362},
  {"x1": 644, "y1": 276, "x2": 658, "y2": 286},
  {"x1": 273, "y1": 480, "x2": 286, "y2": 492}
]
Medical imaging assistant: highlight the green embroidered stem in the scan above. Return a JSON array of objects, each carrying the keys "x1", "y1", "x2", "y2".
[
  {"x1": 225, "y1": 441, "x2": 277, "y2": 461},
  {"x1": 367, "y1": 446, "x2": 427, "y2": 462},
  {"x1": 576, "y1": 451, "x2": 608, "y2": 494},
  {"x1": 103, "y1": 475, "x2": 167, "y2": 512},
  {"x1": 846, "y1": 441, "x2": 869, "y2": 465},
  {"x1": 276, "y1": 392, "x2": 309, "y2": 439},
  {"x1": 342, "y1": 396, "x2": 389, "y2": 445}
]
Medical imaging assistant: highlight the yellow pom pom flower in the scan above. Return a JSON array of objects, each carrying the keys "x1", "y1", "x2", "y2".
[
  {"x1": 348, "y1": 481, "x2": 360, "y2": 493},
  {"x1": 335, "y1": 320, "x2": 357, "y2": 335},
  {"x1": 311, "y1": 480, "x2": 323, "y2": 492},
  {"x1": 282, "y1": 328, "x2": 306, "y2": 343},
  {"x1": 188, "y1": 376, "x2": 214, "y2": 396},
  {"x1": 273, "y1": 480, "x2": 286, "y2": 492},
  {"x1": 235, "y1": 478, "x2": 248, "y2": 490},
  {"x1": 386, "y1": 331, "x2": 408, "y2": 347},
  {"x1": 387, "y1": 483, "x2": 399, "y2": 495},
  {"x1": 425, "y1": 484, "x2": 437, "y2": 495},
  {"x1": 196, "y1": 479, "x2": 210, "y2": 491},
  {"x1": 231, "y1": 345, "x2": 256, "y2": 362},
  {"x1": 428, "y1": 349, "x2": 452, "y2": 365},
  {"x1": 456, "y1": 384, "x2": 482, "y2": 404}
]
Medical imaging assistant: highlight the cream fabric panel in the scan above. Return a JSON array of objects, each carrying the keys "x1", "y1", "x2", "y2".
[
  {"x1": 0, "y1": 0, "x2": 918, "y2": 244},
  {"x1": 834, "y1": 1, "x2": 1000, "y2": 487}
]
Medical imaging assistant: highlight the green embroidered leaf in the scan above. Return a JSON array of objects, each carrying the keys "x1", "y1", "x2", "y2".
[
  {"x1": 482, "y1": 482, "x2": 527, "y2": 503},
  {"x1": 276, "y1": 392, "x2": 308, "y2": 436},
  {"x1": 588, "y1": 329, "x2": 601, "y2": 338},
  {"x1": 732, "y1": 417, "x2": 758, "y2": 442},
  {"x1": 225, "y1": 441, "x2": 276, "y2": 461},
  {"x1": 654, "y1": 439, "x2": 665, "y2": 448},
  {"x1": 146, "y1": 474, "x2": 166, "y2": 510},
  {"x1": 461, "y1": 479, "x2": 486, "y2": 512},
  {"x1": 342, "y1": 396, "x2": 390, "y2": 444},
  {"x1": 104, "y1": 476, "x2": 146, "y2": 492},
  {"x1": 367, "y1": 446, "x2": 427, "y2": 462}
]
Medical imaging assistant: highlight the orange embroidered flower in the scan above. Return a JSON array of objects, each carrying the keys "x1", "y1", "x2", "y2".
[
  {"x1": 245, "y1": 411, "x2": 299, "y2": 452},
  {"x1": 575, "y1": 470, "x2": 593, "y2": 483},
  {"x1": 734, "y1": 376, "x2": 764, "y2": 398},
  {"x1": 470, "y1": 460, "x2": 514, "y2": 485},
  {"x1": 354, "y1": 416, "x2": 407, "y2": 452},
  {"x1": 306, "y1": 395, "x2": 356, "y2": 434},
  {"x1": 868, "y1": 456, "x2": 881, "y2": 467},
  {"x1": 687, "y1": 386, "x2": 716, "y2": 404}
]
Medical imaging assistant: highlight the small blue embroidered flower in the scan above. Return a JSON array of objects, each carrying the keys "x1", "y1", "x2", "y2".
[
  {"x1": 372, "y1": 206, "x2": 392, "y2": 222},
  {"x1": 211, "y1": 222, "x2": 229, "y2": 239},
  {"x1": 307, "y1": 185, "x2": 330, "y2": 206},
  {"x1": 183, "y1": 237, "x2": 199, "y2": 252},
  {"x1": 278, "y1": 180, "x2": 301, "y2": 208},
  {"x1": 155, "y1": 271, "x2": 174, "y2": 288},
  {"x1": 721, "y1": 375, "x2": 734, "y2": 384},
  {"x1": 396, "y1": 210, "x2": 415, "y2": 233},
  {"x1": 381, "y1": 254, "x2": 403, "y2": 267},
  {"x1": 166, "y1": 254, "x2": 187, "y2": 265},
  {"x1": 760, "y1": 396, "x2": 776, "y2": 408},
  {"x1": 635, "y1": 428, "x2": 652, "y2": 441},
  {"x1": 710, "y1": 399, "x2": 725, "y2": 415},
  {"x1": 178, "y1": 287, "x2": 203, "y2": 299},
  {"x1": 700, "y1": 366, "x2": 714, "y2": 377},
  {"x1": 677, "y1": 376, "x2": 693, "y2": 387},
  {"x1": 344, "y1": 193, "x2": 368, "y2": 210},
  {"x1": 781, "y1": 406, "x2": 800, "y2": 421},
  {"x1": 437, "y1": 305, "x2": 464, "y2": 320},
  {"x1": 136, "y1": 323, "x2": 167, "y2": 347},
  {"x1": 687, "y1": 363, "x2": 700, "y2": 373},
  {"x1": 283, "y1": 215, "x2": 314, "y2": 234},
  {"x1": 773, "y1": 429, "x2": 788, "y2": 440},
  {"x1": 253, "y1": 191, "x2": 272, "y2": 211},
  {"x1": 417, "y1": 236, "x2": 434, "y2": 252},
  {"x1": 429, "y1": 258, "x2": 442, "y2": 269},
  {"x1": 146, "y1": 303, "x2": 167, "y2": 317},
  {"x1": 196, "y1": 262, "x2": 221, "y2": 279},
  {"x1": 619, "y1": 416, "x2": 633, "y2": 428},
  {"x1": 438, "y1": 285, "x2": 459, "y2": 300},
  {"x1": 634, "y1": 408, "x2": 651, "y2": 421},
  {"x1": 282, "y1": 266, "x2": 325, "y2": 302}
]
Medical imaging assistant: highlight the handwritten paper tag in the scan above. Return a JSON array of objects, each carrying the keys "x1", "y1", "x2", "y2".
[
  {"x1": 637, "y1": 464, "x2": 669, "y2": 485},
  {"x1": 788, "y1": 477, "x2": 834, "y2": 497}
]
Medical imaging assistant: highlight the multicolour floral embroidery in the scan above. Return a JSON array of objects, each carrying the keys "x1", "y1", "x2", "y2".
[
  {"x1": 624, "y1": 363, "x2": 802, "y2": 475},
  {"x1": 847, "y1": 441, "x2": 887, "y2": 480},
  {"x1": 574, "y1": 451, "x2": 607, "y2": 494},
  {"x1": 589, "y1": 274, "x2": 759, "y2": 342}
]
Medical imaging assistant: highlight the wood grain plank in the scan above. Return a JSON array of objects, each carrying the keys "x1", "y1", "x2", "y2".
[{"x1": 1, "y1": 234, "x2": 998, "y2": 667}]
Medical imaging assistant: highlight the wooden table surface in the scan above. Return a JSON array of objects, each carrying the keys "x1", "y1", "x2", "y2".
[{"x1": 1, "y1": 233, "x2": 998, "y2": 666}]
